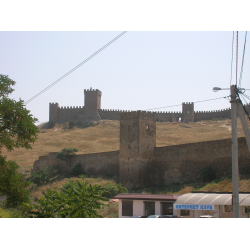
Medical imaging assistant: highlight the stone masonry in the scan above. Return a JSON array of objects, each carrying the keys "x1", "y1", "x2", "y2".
[
  {"x1": 49, "y1": 88, "x2": 250, "y2": 123},
  {"x1": 34, "y1": 109, "x2": 250, "y2": 189}
]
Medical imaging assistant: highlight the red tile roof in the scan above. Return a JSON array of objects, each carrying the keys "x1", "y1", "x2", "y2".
[{"x1": 113, "y1": 193, "x2": 181, "y2": 201}]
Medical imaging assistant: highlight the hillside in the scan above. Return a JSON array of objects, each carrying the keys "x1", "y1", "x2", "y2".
[{"x1": 2, "y1": 117, "x2": 250, "y2": 176}]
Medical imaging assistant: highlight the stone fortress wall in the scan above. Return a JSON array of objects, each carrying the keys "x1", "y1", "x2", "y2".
[
  {"x1": 33, "y1": 110, "x2": 250, "y2": 189},
  {"x1": 49, "y1": 87, "x2": 250, "y2": 123}
]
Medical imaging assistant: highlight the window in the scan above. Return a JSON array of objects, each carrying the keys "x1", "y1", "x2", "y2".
[
  {"x1": 180, "y1": 210, "x2": 190, "y2": 216},
  {"x1": 144, "y1": 202, "x2": 155, "y2": 217},
  {"x1": 161, "y1": 203, "x2": 173, "y2": 215},
  {"x1": 122, "y1": 201, "x2": 133, "y2": 216},
  {"x1": 224, "y1": 205, "x2": 233, "y2": 213},
  {"x1": 244, "y1": 206, "x2": 250, "y2": 214}
]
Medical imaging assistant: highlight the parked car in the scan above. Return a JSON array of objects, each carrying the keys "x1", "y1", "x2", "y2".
[
  {"x1": 199, "y1": 215, "x2": 216, "y2": 218},
  {"x1": 131, "y1": 215, "x2": 147, "y2": 218},
  {"x1": 147, "y1": 215, "x2": 162, "y2": 218},
  {"x1": 162, "y1": 215, "x2": 178, "y2": 218}
]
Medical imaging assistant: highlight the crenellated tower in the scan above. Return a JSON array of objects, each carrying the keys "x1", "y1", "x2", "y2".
[
  {"x1": 84, "y1": 87, "x2": 102, "y2": 121},
  {"x1": 49, "y1": 102, "x2": 59, "y2": 122},
  {"x1": 119, "y1": 111, "x2": 156, "y2": 188},
  {"x1": 182, "y1": 102, "x2": 194, "y2": 122}
]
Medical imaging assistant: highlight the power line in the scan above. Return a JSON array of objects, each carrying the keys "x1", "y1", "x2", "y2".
[
  {"x1": 236, "y1": 31, "x2": 238, "y2": 87},
  {"x1": 230, "y1": 31, "x2": 234, "y2": 87},
  {"x1": 25, "y1": 31, "x2": 127, "y2": 105},
  {"x1": 145, "y1": 96, "x2": 229, "y2": 111},
  {"x1": 239, "y1": 31, "x2": 247, "y2": 88}
]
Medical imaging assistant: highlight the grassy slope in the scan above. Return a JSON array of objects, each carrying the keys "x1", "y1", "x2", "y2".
[
  {"x1": 1, "y1": 118, "x2": 250, "y2": 217},
  {"x1": 2, "y1": 118, "x2": 247, "y2": 173}
]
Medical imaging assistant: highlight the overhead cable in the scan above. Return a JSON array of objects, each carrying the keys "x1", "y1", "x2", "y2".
[
  {"x1": 239, "y1": 31, "x2": 248, "y2": 88},
  {"x1": 25, "y1": 31, "x2": 127, "y2": 105}
]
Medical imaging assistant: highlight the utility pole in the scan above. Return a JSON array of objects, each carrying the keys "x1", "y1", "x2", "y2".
[
  {"x1": 237, "y1": 100, "x2": 250, "y2": 153},
  {"x1": 231, "y1": 84, "x2": 240, "y2": 218}
]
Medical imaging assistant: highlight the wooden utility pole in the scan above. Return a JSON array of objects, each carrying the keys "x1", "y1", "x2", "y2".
[{"x1": 231, "y1": 84, "x2": 240, "y2": 218}]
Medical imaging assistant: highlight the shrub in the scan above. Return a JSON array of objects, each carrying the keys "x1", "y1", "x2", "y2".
[
  {"x1": 0, "y1": 156, "x2": 31, "y2": 208},
  {"x1": 29, "y1": 165, "x2": 57, "y2": 186},
  {"x1": 27, "y1": 180, "x2": 109, "y2": 218},
  {"x1": 202, "y1": 166, "x2": 216, "y2": 182},
  {"x1": 101, "y1": 183, "x2": 128, "y2": 199},
  {"x1": 76, "y1": 121, "x2": 83, "y2": 128},
  {"x1": 69, "y1": 120, "x2": 76, "y2": 129}
]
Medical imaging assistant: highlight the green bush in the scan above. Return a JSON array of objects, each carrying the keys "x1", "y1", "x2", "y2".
[
  {"x1": 0, "y1": 156, "x2": 31, "y2": 208},
  {"x1": 26, "y1": 180, "x2": 109, "y2": 218},
  {"x1": 76, "y1": 121, "x2": 83, "y2": 128},
  {"x1": 69, "y1": 120, "x2": 76, "y2": 129},
  {"x1": 29, "y1": 165, "x2": 57, "y2": 186},
  {"x1": 101, "y1": 183, "x2": 128, "y2": 199},
  {"x1": 202, "y1": 166, "x2": 216, "y2": 182}
]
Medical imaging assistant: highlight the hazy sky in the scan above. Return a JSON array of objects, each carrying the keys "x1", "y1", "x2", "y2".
[{"x1": 1, "y1": 31, "x2": 249, "y2": 124}]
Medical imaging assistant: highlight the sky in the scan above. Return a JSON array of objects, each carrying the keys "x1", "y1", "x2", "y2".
[{"x1": 1, "y1": 31, "x2": 250, "y2": 124}]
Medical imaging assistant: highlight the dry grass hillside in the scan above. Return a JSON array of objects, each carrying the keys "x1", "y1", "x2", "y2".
[{"x1": 2, "y1": 117, "x2": 250, "y2": 174}]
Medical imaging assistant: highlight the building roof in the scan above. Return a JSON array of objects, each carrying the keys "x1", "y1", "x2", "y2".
[
  {"x1": 113, "y1": 193, "x2": 181, "y2": 201},
  {"x1": 175, "y1": 193, "x2": 250, "y2": 206}
]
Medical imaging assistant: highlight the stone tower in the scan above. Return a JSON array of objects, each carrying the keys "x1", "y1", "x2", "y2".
[
  {"x1": 49, "y1": 102, "x2": 59, "y2": 122},
  {"x1": 119, "y1": 111, "x2": 156, "y2": 189},
  {"x1": 182, "y1": 102, "x2": 194, "y2": 122},
  {"x1": 84, "y1": 88, "x2": 102, "y2": 121}
]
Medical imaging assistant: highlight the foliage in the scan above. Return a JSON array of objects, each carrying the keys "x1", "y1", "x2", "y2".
[
  {"x1": 202, "y1": 166, "x2": 216, "y2": 182},
  {"x1": 48, "y1": 120, "x2": 56, "y2": 129},
  {"x1": 0, "y1": 206, "x2": 23, "y2": 218},
  {"x1": 75, "y1": 121, "x2": 99, "y2": 129},
  {"x1": 69, "y1": 120, "x2": 76, "y2": 129},
  {"x1": 69, "y1": 163, "x2": 84, "y2": 177},
  {"x1": 27, "y1": 180, "x2": 108, "y2": 218},
  {"x1": 29, "y1": 165, "x2": 58, "y2": 186},
  {"x1": 0, "y1": 74, "x2": 38, "y2": 152},
  {"x1": 56, "y1": 147, "x2": 78, "y2": 163},
  {"x1": 0, "y1": 74, "x2": 39, "y2": 208},
  {"x1": 101, "y1": 183, "x2": 128, "y2": 198},
  {"x1": 0, "y1": 156, "x2": 31, "y2": 208}
]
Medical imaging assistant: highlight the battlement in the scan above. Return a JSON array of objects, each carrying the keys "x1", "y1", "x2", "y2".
[
  {"x1": 194, "y1": 108, "x2": 231, "y2": 114},
  {"x1": 120, "y1": 110, "x2": 156, "y2": 120},
  {"x1": 49, "y1": 102, "x2": 59, "y2": 106},
  {"x1": 59, "y1": 106, "x2": 84, "y2": 109},
  {"x1": 182, "y1": 102, "x2": 194, "y2": 104},
  {"x1": 84, "y1": 88, "x2": 102, "y2": 95}
]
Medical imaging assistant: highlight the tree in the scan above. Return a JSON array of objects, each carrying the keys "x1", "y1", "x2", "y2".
[
  {"x1": 28, "y1": 179, "x2": 108, "y2": 218},
  {"x1": 56, "y1": 147, "x2": 78, "y2": 172},
  {"x1": 0, "y1": 74, "x2": 38, "y2": 152},
  {"x1": 0, "y1": 156, "x2": 31, "y2": 207},
  {"x1": 0, "y1": 74, "x2": 39, "y2": 207}
]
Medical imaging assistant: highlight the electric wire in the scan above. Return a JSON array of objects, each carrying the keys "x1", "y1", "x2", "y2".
[
  {"x1": 24, "y1": 31, "x2": 127, "y2": 105},
  {"x1": 239, "y1": 31, "x2": 248, "y2": 88},
  {"x1": 236, "y1": 31, "x2": 238, "y2": 87},
  {"x1": 145, "y1": 96, "x2": 229, "y2": 111},
  {"x1": 230, "y1": 31, "x2": 235, "y2": 87}
]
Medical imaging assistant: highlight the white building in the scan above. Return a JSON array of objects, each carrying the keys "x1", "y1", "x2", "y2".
[
  {"x1": 174, "y1": 192, "x2": 250, "y2": 218},
  {"x1": 113, "y1": 193, "x2": 180, "y2": 218}
]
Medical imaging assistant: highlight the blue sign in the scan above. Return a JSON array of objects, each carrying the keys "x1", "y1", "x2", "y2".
[{"x1": 174, "y1": 204, "x2": 214, "y2": 210}]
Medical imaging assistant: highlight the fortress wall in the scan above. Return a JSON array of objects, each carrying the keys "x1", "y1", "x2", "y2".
[
  {"x1": 155, "y1": 112, "x2": 177, "y2": 122},
  {"x1": 71, "y1": 151, "x2": 119, "y2": 176},
  {"x1": 98, "y1": 109, "x2": 130, "y2": 120},
  {"x1": 31, "y1": 151, "x2": 119, "y2": 177},
  {"x1": 194, "y1": 109, "x2": 231, "y2": 121},
  {"x1": 148, "y1": 137, "x2": 250, "y2": 186},
  {"x1": 57, "y1": 106, "x2": 85, "y2": 122}
]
